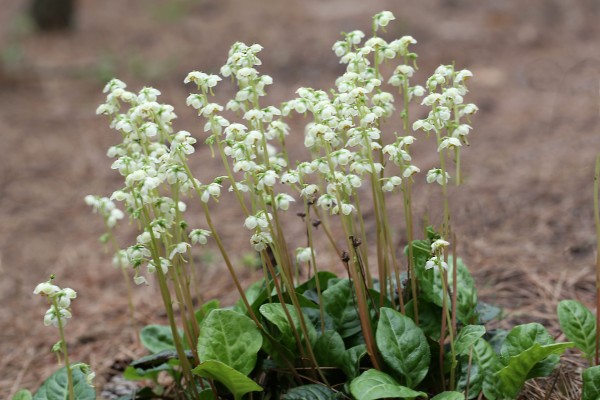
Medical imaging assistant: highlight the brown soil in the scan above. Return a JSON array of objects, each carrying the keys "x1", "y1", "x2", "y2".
[{"x1": 0, "y1": 0, "x2": 599, "y2": 398}]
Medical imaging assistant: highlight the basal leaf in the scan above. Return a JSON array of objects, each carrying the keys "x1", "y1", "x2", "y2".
[
  {"x1": 376, "y1": 307, "x2": 430, "y2": 387},
  {"x1": 32, "y1": 366, "x2": 95, "y2": 400},
  {"x1": 283, "y1": 384, "x2": 344, "y2": 399},
  {"x1": 195, "y1": 299, "x2": 220, "y2": 325},
  {"x1": 322, "y1": 279, "x2": 361, "y2": 338},
  {"x1": 341, "y1": 344, "x2": 367, "y2": 379},
  {"x1": 582, "y1": 365, "x2": 600, "y2": 400},
  {"x1": 349, "y1": 369, "x2": 427, "y2": 400},
  {"x1": 558, "y1": 299, "x2": 596, "y2": 359},
  {"x1": 457, "y1": 361, "x2": 482, "y2": 399},
  {"x1": 11, "y1": 390, "x2": 32, "y2": 400},
  {"x1": 192, "y1": 360, "x2": 262, "y2": 400},
  {"x1": 455, "y1": 325, "x2": 486, "y2": 356},
  {"x1": 470, "y1": 337, "x2": 502, "y2": 400},
  {"x1": 496, "y1": 342, "x2": 573, "y2": 399},
  {"x1": 432, "y1": 392, "x2": 466, "y2": 400},
  {"x1": 295, "y1": 271, "x2": 338, "y2": 294},
  {"x1": 313, "y1": 330, "x2": 345, "y2": 368},
  {"x1": 198, "y1": 309, "x2": 262, "y2": 376},
  {"x1": 500, "y1": 323, "x2": 559, "y2": 378},
  {"x1": 405, "y1": 299, "x2": 443, "y2": 341},
  {"x1": 259, "y1": 303, "x2": 317, "y2": 350},
  {"x1": 140, "y1": 324, "x2": 182, "y2": 353},
  {"x1": 448, "y1": 258, "x2": 479, "y2": 325}
]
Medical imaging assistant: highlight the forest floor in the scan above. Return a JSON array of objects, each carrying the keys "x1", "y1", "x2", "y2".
[{"x1": 0, "y1": 0, "x2": 599, "y2": 398}]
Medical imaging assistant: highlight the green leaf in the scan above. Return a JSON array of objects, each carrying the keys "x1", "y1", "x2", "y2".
[
  {"x1": 496, "y1": 342, "x2": 573, "y2": 399},
  {"x1": 260, "y1": 303, "x2": 317, "y2": 350},
  {"x1": 11, "y1": 390, "x2": 32, "y2": 400},
  {"x1": 558, "y1": 299, "x2": 596, "y2": 359},
  {"x1": 198, "y1": 388, "x2": 217, "y2": 400},
  {"x1": 198, "y1": 309, "x2": 262, "y2": 376},
  {"x1": 192, "y1": 360, "x2": 263, "y2": 400},
  {"x1": 500, "y1": 323, "x2": 558, "y2": 378},
  {"x1": 476, "y1": 302, "x2": 502, "y2": 324},
  {"x1": 130, "y1": 349, "x2": 193, "y2": 370},
  {"x1": 448, "y1": 258, "x2": 479, "y2": 325},
  {"x1": 341, "y1": 344, "x2": 367, "y2": 379},
  {"x1": 283, "y1": 384, "x2": 344, "y2": 399},
  {"x1": 295, "y1": 271, "x2": 338, "y2": 294},
  {"x1": 405, "y1": 299, "x2": 443, "y2": 341},
  {"x1": 583, "y1": 365, "x2": 600, "y2": 400},
  {"x1": 432, "y1": 392, "x2": 466, "y2": 400},
  {"x1": 33, "y1": 367, "x2": 95, "y2": 400},
  {"x1": 349, "y1": 369, "x2": 427, "y2": 400},
  {"x1": 322, "y1": 279, "x2": 361, "y2": 338},
  {"x1": 457, "y1": 361, "x2": 482, "y2": 399},
  {"x1": 313, "y1": 330, "x2": 345, "y2": 368},
  {"x1": 468, "y1": 337, "x2": 502, "y2": 400},
  {"x1": 455, "y1": 325, "x2": 486, "y2": 356},
  {"x1": 376, "y1": 307, "x2": 430, "y2": 387},
  {"x1": 140, "y1": 324, "x2": 182, "y2": 353},
  {"x1": 195, "y1": 299, "x2": 220, "y2": 325}
]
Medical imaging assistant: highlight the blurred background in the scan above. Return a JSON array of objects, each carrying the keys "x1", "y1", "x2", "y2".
[{"x1": 0, "y1": 0, "x2": 599, "y2": 397}]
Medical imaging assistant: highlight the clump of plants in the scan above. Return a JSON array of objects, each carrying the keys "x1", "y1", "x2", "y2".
[{"x1": 16, "y1": 11, "x2": 600, "y2": 400}]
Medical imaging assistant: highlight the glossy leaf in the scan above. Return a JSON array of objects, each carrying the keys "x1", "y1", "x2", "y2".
[
  {"x1": 376, "y1": 307, "x2": 430, "y2": 387},
  {"x1": 295, "y1": 271, "x2": 338, "y2": 294},
  {"x1": 341, "y1": 344, "x2": 367, "y2": 379},
  {"x1": 313, "y1": 330, "x2": 345, "y2": 368},
  {"x1": 283, "y1": 384, "x2": 344, "y2": 399},
  {"x1": 558, "y1": 299, "x2": 596, "y2": 359},
  {"x1": 349, "y1": 369, "x2": 427, "y2": 400},
  {"x1": 11, "y1": 390, "x2": 32, "y2": 400},
  {"x1": 496, "y1": 342, "x2": 573, "y2": 399},
  {"x1": 455, "y1": 325, "x2": 486, "y2": 356},
  {"x1": 500, "y1": 323, "x2": 558, "y2": 378},
  {"x1": 469, "y1": 337, "x2": 502, "y2": 400},
  {"x1": 198, "y1": 309, "x2": 262, "y2": 376},
  {"x1": 457, "y1": 361, "x2": 482, "y2": 399},
  {"x1": 405, "y1": 299, "x2": 443, "y2": 341},
  {"x1": 32, "y1": 367, "x2": 95, "y2": 400},
  {"x1": 192, "y1": 360, "x2": 262, "y2": 400},
  {"x1": 582, "y1": 365, "x2": 600, "y2": 400},
  {"x1": 432, "y1": 392, "x2": 466, "y2": 400},
  {"x1": 140, "y1": 324, "x2": 181, "y2": 353},
  {"x1": 195, "y1": 299, "x2": 220, "y2": 325},
  {"x1": 260, "y1": 303, "x2": 317, "y2": 350},
  {"x1": 322, "y1": 279, "x2": 362, "y2": 338}
]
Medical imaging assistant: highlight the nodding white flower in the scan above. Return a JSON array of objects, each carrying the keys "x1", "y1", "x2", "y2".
[
  {"x1": 300, "y1": 184, "x2": 319, "y2": 199},
  {"x1": 281, "y1": 170, "x2": 299, "y2": 184},
  {"x1": 169, "y1": 242, "x2": 191, "y2": 260},
  {"x1": 460, "y1": 103, "x2": 479, "y2": 116},
  {"x1": 112, "y1": 250, "x2": 128, "y2": 269},
  {"x1": 186, "y1": 94, "x2": 205, "y2": 110},
  {"x1": 374, "y1": 11, "x2": 395, "y2": 30},
  {"x1": 250, "y1": 231, "x2": 273, "y2": 251},
  {"x1": 34, "y1": 282, "x2": 61, "y2": 296},
  {"x1": 148, "y1": 257, "x2": 170, "y2": 274},
  {"x1": 296, "y1": 247, "x2": 314, "y2": 263},
  {"x1": 133, "y1": 275, "x2": 148, "y2": 286},
  {"x1": 190, "y1": 229, "x2": 211, "y2": 245},
  {"x1": 431, "y1": 239, "x2": 450, "y2": 253},
  {"x1": 412, "y1": 119, "x2": 434, "y2": 132},
  {"x1": 347, "y1": 30, "x2": 365, "y2": 45},
  {"x1": 403, "y1": 165, "x2": 420, "y2": 178},
  {"x1": 103, "y1": 78, "x2": 127, "y2": 93},
  {"x1": 333, "y1": 40, "x2": 350, "y2": 57},
  {"x1": 44, "y1": 307, "x2": 72, "y2": 327},
  {"x1": 317, "y1": 194, "x2": 336, "y2": 210},
  {"x1": 274, "y1": 193, "x2": 295, "y2": 210},
  {"x1": 229, "y1": 182, "x2": 250, "y2": 192},
  {"x1": 438, "y1": 137, "x2": 462, "y2": 152},
  {"x1": 454, "y1": 69, "x2": 473, "y2": 84},
  {"x1": 426, "y1": 168, "x2": 450, "y2": 185},
  {"x1": 389, "y1": 35, "x2": 417, "y2": 56},
  {"x1": 425, "y1": 256, "x2": 448, "y2": 271},
  {"x1": 137, "y1": 231, "x2": 152, "y2": 245},
  {"x1": 381, "y1": 176, "x2": 402, "y2": 192},
  {"x1": 201, "y1": 182, "x2": 222, "y2": 203},
  {"x1": 244, "y1": 212, "x2": 271, "y2": 230},
  {"x1": 411, "y1": 85, "x2": 426, "y2": 98}
]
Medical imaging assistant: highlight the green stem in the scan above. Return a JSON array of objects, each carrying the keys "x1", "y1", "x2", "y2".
[
  {"x1": 594, "y1": 155, "x2": 600, "y2": 366},
  {"x1": 52, "y1": 297, "x2": 75, "y2": 400}
]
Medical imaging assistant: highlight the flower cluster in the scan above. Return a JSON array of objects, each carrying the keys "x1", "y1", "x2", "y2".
[{"x1": 34, "y1": 278, "x2": 77, "y2": 328}]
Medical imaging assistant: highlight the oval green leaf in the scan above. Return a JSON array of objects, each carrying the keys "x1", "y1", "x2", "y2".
[
  {"x1": 432, "y1": 392, "x2": 466, "y2": 400},
  {"x1": 198, "y1": 309, "x2": 262, "y2": 376},
  {"x1": 557, "y1": 300, "x2": 596, "y2": 359},
  {"x1": 313, "y1": 330, "x2": 345, "y2": 368},
  {"x1": 500, "y1": 323, "x2": 558, "y2": 378},
  {"x1": 583, "y1": 365, "x2": 600, "y2": 400},
  {"x1": 32, "y1": 367, "x2": 95, "y2": 400},
  {"x1": 455, "y1": 325, "x2": 486, "y2": 356},
  {"x1": 283, "y1": 384, "x2": 344, "y2": 399},
  {"x1": 349, "y1": 369, "x2": 427, "y2": 400},
  {"x1": 11, "y1": 390, "x2": 32, "y2": 400},
  {"x1": 192, "y1": 360, "x2": 262, "y2": 400},
  {"x1": 140, "y1": 324, "x2": 181, "y2": 353},
  {"x1": 322, "y1": 279, "x2": 362, "y2": 338},
  {"x1": 260, "y1": 303, "x2": 316, "y2": 350},
  {"x1": 376, "y1": 307, "x2": 430, "y2": 387}
]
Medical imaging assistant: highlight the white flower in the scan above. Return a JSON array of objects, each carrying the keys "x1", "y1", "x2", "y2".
[
  {"x1": 454, "y1": 69, "x2": 473, "y2": 84},
  {"x1": 300, "y1": 184, "x2": 319, "y2": 198},
  {"x1": 403, "y1": 165, "x2": 420, "y2": 178},
  {"x1": 34, "y1": 282, "x2": 61, "y2": 296},
  {"x1": 244, "y1": 212, "x2": 271, "y2": 230},
  {"x1": 44, "y1": 307, "x2": 72, "y2": 327},
  {"x1": 190, "y1": 229, "x2": 211, "y2": 245},
  {"x1": 134, "y1": 275, "x2": 148, "y2": 285},
  {"x1": 169, "y1": 242, "x2": 191, "y2": 260},
  {"x1": 296, "y1": 247, "x2": 314, "y2": 263},
  {"x1": 431, "y1": 239, "x2": 450, "y2": 253},
  {"x1": 438, "y1": 137, "x2": 462, "y2": 152},
  {"x1": 426, "y1": 168, "x2": 449, "y2": 185},
  {"x1": 250, "y1": 231, "x2": 272, "y2": 251},
  {"x1": 425, "y1": 256, "x2": 448, "y2": 271},
  {"x1": 274, "y1": 193, "x2": 295, "y2": 210},
  {"x1": 374, "y1": 11, "x2": 395, "y2": 30}
]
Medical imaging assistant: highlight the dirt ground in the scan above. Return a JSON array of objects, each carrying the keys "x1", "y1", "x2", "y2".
[{"x1": 1, "y1": 0, "x2": 599, "y2": 398}]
